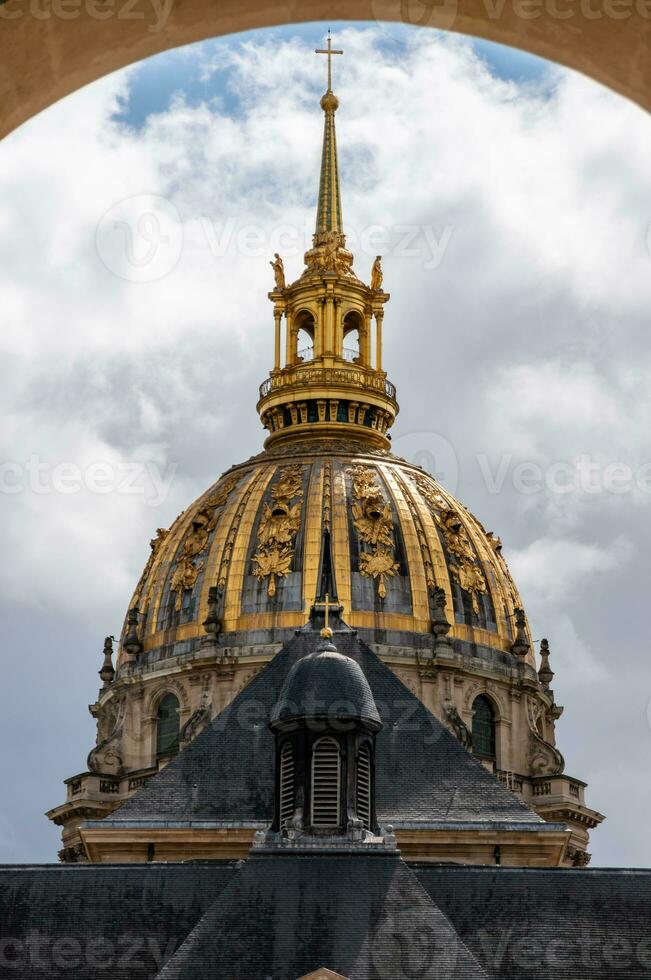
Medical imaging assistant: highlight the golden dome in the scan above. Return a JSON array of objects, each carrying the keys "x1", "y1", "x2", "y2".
[
  {"x1": 118, "y1": 46, "x2": 532, "y2": 670},
  {"x1": 120, "y1": 438, "x2": 532, "y2": 667}
]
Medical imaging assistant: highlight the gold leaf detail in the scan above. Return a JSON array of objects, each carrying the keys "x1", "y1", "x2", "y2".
[
  {"x1": 252, "y1": 548, "x2": 293, "y2": 597},
  {"x1": 349, "y1": 465, "x2": 399, "y2": 599},
  {"x1": 252, "y1": 465, "x2": 305, "y2": 596},
  {"x1": 359, "y1": 549, "x2": 399, "y2": 599},
  {"x1": 415, "y1": 474, "x2": 487, "y2": 615},
  {"x1": 169, "y1": 476, "x2": 239, "y2": 612},
  {"x1": 205, "y1": 474, "x2": 238, "y2": 510}
]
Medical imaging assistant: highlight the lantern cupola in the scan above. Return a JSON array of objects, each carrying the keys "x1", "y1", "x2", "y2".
[
  {"x1": 269, "y1": 635, "x2": 382, "y2": 840},
  {"x1": 258, "y1": 33, "x2": 397, "y2": 450}
]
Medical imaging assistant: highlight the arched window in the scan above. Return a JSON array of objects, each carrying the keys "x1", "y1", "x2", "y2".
[
  {"x1": 343, "y1": 311, "x2": 362, "y2": 364},
  {"x1": 356, "y1": 742, "x2": 372, "y2": 830},
  {"x1": 156, "y1": 693, "x2": 180, "y2": 759},
  {"x1": 295, "y1": 311, "x2": 315, "y2": 363},
  {"x1": 279, "y1": 741, "x2": 295, "y2": 830},
  {"x1": 472, "y1": 695, "x2": 496, "y2": 760},
  {"x1": 311, "y1": 736, "x2": 341, "y2": 828}
]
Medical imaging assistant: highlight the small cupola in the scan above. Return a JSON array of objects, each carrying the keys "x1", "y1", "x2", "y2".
[{"x1": 269, "y1": 634, "x2": 382, "y2": 839}]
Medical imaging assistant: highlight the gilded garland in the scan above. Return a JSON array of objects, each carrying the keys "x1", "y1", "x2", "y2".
[
  {"x1": 252, "y1": 465, "x2": 305, "y2": 597},
  {"x1": 349, "y1": 465, "x2": 399, "y2": 599}
]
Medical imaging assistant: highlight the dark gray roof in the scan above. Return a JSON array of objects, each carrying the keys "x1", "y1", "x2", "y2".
[
  {"x1": 270, "y1": 639, "x2": 381, "y2": 728},
  {"x1": 4, "y1": 859, "x2": 651, "y2": 979},
  {"x1": 104, "y1": 630, "x2": 546, "y2": 830},
  {"x1": 0, "y1": 862, "x2": 235, "y2": 979},
  {"x1": 415, "y1": 865, "x2": 651, "y2": 979},
  {"x1": 155, "y1": 852, "x2": 489, "y2": 980}
]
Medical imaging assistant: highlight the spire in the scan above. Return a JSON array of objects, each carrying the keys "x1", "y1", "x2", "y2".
[
  {"x1": 314, "y1": 32, "x2": 344, "y2": 244},
  {"x1": 258, "y1": 35, "x2": 395, "y2": 451}
]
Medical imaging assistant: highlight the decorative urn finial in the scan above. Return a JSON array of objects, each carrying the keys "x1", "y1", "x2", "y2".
[
  {"x1": 511, "y1": 607, "x2": 530, "y2": 658},
  {"x1": 99, "y1": 635, "x2": 115, "y2": 687},
  {"x1": 538, "y1": 637, "x2": 555, "y2": 690},
  {"x1": 123, "y1": 607, "x2": 142, "y2": 663}
]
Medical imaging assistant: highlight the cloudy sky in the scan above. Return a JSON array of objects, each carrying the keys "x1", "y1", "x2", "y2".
[{"x1": 1, "y1": 23, "x2": 650, "y2": 865}]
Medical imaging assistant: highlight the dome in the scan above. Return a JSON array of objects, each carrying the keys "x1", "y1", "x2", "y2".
[
  {"x1": 116, "y1": 70, "x2": 533, "y2": 673},
  {"x1": 270, "y1": 639, "x2": 381, "y2": 727},
  {"x1": 120, "y1": 437, "x2": 533, "y2": 669}
]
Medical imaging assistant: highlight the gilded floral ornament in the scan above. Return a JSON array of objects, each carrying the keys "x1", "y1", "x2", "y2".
[
  {"x1": 349, "y1": 465, "x2": 399, "y2": 598},
  {"x1": 358, "y1": 548, "x2": 399, "y2": 599},
  {"x1": 252, "y1": 465, "x2": 304, "y2": 596}
]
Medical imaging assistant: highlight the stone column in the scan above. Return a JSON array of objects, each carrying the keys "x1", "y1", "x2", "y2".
[
  {"x1": 273, "y1": 310, "x2": 282, "y2": 372},
  {"x1": 285, "y1": 309, "x2": 294, "y2": 366},
  {"x1": 375, "y1": 311, "x2": 384, "y2": 372}
]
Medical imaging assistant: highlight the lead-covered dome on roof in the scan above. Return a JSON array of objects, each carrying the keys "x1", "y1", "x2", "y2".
[{"x1": 271, "y1": 640, "x2": 382, "y2": 727}]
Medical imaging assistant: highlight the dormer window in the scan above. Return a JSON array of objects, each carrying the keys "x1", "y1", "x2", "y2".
[{"x1": 269, "y1": 637, "x2": 382, "y2": 839}]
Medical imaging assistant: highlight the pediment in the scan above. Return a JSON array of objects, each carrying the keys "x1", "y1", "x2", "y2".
[{"x1": 297, "y1": 970, "x2": 349, "y2": 980}]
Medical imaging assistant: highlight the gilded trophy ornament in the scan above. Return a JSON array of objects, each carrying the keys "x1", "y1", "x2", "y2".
[
  {"x1": 169, "y1": 476, "x2": 238, "y2": 612},
  {"x1": 350, "y1": 465, "x2": 399, "y2": 599},
  {"x1": 414, "y1": 475, "x2": 487, "y2": 615},
  {"x1": 252, "y1": 465, "x2": 305, "y2": 597},
  {"x1": 131, "y1": 527, "x2": 168, "y2": 607}
]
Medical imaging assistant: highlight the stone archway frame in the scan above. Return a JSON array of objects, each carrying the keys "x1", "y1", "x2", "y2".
[
  {"x1": 464, "y1": 682, "x2": 508, "y2": 768},
  {"x1": 1, "y1": 0, "x2": 650, "y2": 140}
]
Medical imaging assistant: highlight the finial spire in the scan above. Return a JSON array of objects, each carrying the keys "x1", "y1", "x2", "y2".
[
  {"x1": 258, "y1": 36, "x2": 395, "y2": 451},
  {"x1": 99, "y1": 635, "x2": 115, "y2": 687},
  {"x1": 511, "y1": 607, "x2": 530, "y2": 659},
  {"x1": 315, "y1": 29, "x2": 343, "y2": 93},
  {"x1": 314, "y1": 32, "x2": 344, "y2": 243},
  {"x1": 538, "y1": 637, "x2": 555, "y2": 690}
]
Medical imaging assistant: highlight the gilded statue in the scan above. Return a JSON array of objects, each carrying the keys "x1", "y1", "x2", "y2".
[
  {"x1": 370, "y1": 255, "x2": 383, "y2": 291},
  {"x1": 270, "y1": 253, "x2": 286, "y2": 290}
]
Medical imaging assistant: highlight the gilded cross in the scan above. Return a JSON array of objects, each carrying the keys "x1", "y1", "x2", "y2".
[
  {"x1": 323, "y1": 593, "x2": 332, "y2": 632},
  {"x1": 315, "y1": 31, "x2": 343, "y2": 92}
]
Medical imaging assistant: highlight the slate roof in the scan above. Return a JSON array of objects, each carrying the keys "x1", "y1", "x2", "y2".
[
  {"x1": 415, "y1": 865, "x2": 651, "y2": 979},
  {"x1": 4, "y1": 859, "x2": 651, "y2": 979},
  {"x1": 102, "y1": 629, "x2": 548, "y2": 831},
  {"x1": 0, "y1": 862, "x2": 236, "y2": 980},
  {"x1": 154, "y1": 851, "x2": 489, "y2": 980},
  {"x1": 271, "y1": 640, "x2": 381, "y2": 727}
]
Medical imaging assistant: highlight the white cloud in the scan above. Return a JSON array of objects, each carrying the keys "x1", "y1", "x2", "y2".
[{"x1": 509, "y1": 535, "x2": 631, "y2": 605}]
